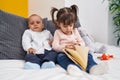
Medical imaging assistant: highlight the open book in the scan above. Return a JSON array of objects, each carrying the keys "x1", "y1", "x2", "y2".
[{"x1": 63, "y1": 45, "x2": 88, "y2": 70}]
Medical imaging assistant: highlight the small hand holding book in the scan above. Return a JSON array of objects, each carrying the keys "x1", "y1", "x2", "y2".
[{"x1": 63, "y1": 45, "x2": 88, "y2": 70}]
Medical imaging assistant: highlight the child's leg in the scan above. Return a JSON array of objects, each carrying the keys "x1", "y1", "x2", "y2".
[
  {"x1": 24, "y1": 54, "x2": 41, "y2": 69},
  {"x1": 86, "y1": 53, "x2": 108, "y2": 75},
  {"x1": 25, "y1": 54, "x2": 41, "y2": 64},
  {"x1": 42, "y1": 49, "x2": 58, "y2": 63},
  {"x1": 57, "y1": 53, "x2": 83, "y2": 76},
  {"x1": 86, "y1": 53, "x2": 97, "y2": 73},
  {"x1": 41, "y1": 50, "x2": 57, "y2": 69},
  {"x1": 57, "y1": 53, "x2": 76, "y2": 70}
]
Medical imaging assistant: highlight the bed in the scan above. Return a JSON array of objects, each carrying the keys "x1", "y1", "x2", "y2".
[
  {"x1": 0, "y1": 42, "x2": 120, "y2": 80},
  {"x1": 0, "y1": 10, "x2": 120, "y2": 80}
]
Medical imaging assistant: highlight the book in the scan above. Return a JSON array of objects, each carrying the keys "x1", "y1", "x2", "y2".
[{"x1": 63, "y1": 45, "x2": 88, "y2": 70}]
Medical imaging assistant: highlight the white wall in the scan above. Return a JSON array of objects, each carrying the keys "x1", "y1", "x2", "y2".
[
  {"x1": 65, "y1": 0, "x2": 109, "y2": 44},
  {"x1": 28, "y1": 0, "x2": 65, "y2": 19},
  {"x1": 108, "y1": 12, "x2": 117, "y2": 45},
  {"x1": 29, "y1": 0, "x2": 115, "y2": 45}
]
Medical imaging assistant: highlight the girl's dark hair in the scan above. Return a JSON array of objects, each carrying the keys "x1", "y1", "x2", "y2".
[{"x1": 51, "y1": 5, "x2": 78, "y2": 28}]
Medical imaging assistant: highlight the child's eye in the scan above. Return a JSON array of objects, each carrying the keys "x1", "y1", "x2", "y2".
[
  {"x1": 30, "y1": 22, "x2": 34, "y2": 25},
  {"x1": 64, "y1": 25, "x2": 67, "y2": 27},
  {"x1": 29, "y1": 21, "x2": 41, "y2": 25},
  {"x1": 70, "y1": 25, "x2": 72, "y2": 27},
  {"x1": 63, "y1": 24, "x2": 73, "y2": 27},
  {"x1": 70, "y1": 24, "x2": 74, "y2": 27},
  {"x1": 36, "y1": 21, "x2": 40, "y2": 24}
]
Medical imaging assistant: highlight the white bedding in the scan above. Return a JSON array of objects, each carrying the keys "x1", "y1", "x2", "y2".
[{"x1": 0, "y1": 42, "x2": 120, "y2": 80}]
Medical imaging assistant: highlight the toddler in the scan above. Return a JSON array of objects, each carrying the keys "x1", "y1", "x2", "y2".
[
  {"x1": 22, "y1": 14, "x2": 57, "y2": 69},
  {"x1": 51, "y1": 5, "x2": 108, "y2": 76}
]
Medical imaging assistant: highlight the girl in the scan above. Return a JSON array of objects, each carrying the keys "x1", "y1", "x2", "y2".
[{"x1": 51, "y1": 5, "x2": 108, "y2": 76}]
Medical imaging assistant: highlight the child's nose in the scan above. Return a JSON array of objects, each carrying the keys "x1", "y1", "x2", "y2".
[
  {"x1": 34, "y1": 22, "x2": 38, "y2": 26},
  {"x1": 67, "y1": 26, "x2": 71, "y2": 30}
]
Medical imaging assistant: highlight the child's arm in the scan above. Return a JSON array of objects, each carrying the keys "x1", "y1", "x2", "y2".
[
  {"x1": 48, "y1": 31, "x2": 53, "y2": 45},
  {"x1": 48, "y1": 39, "x2": 53, "y2": 45},
  {"x1": 52, "y1": 30, "x2": 66, "y2": 52},
  {"x1": 22, "y1": 30, "x2": 33, "y2": 52}
]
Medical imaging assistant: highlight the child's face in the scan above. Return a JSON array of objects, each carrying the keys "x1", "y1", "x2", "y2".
[
  {"x1": 58, "y1": 22, "x2": 74, "y2": 35},
  {"x1": 28, "y1": 15, "x2": 43, "y2": 32}
]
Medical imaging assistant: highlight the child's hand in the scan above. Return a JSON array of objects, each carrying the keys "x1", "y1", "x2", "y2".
[
  {"x1": 48, "y1": 39, "x2": 53, "y2": 45},
  {"x1": 69, "y1": 40, "x2": 80, "y2": 46},
  {"x1": 27, "y1": 48, "x2": 36, "y2": 54},
  {"x1": 65, "y1": 45, "x2": 76, "y2": 50}
]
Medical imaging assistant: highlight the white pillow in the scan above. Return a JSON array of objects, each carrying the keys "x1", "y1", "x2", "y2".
[{"x1": 78, "y1": 27, "x2": 107, "y2": 53}]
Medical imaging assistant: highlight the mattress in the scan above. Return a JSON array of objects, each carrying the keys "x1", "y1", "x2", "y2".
[{"x1": 0, "y1": 42, "x2": 120, "y2": 80}]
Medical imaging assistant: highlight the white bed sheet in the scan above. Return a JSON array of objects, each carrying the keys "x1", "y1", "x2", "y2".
[{"x1": 0, "y1": 42, "x2": 120, "y2": 80}]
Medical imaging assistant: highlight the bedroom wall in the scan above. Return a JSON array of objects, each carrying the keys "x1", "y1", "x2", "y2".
[
  {"x1": 108, "y1": 13, "x2": 117, "y2": 46},
  {"x1": 65, "y1": 0, "x2": 109, "y2": 44},
  {"x1": 28, "y1": 0, "x2": 65, "y2": 19},
  {"x1": 28, "y1": 0, "x2": 115, "y2": 45},
  {"x1": 65, "y1": 0, "x2": 116, "y2": 46}
]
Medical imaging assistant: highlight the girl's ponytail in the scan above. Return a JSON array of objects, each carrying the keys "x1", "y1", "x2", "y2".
[
  {"x1": 70, "y1": 5, "x2": 78, "y2": 21},
  {"x1": 51, "y1": 7, "x2": 58, "y2": 25}
]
